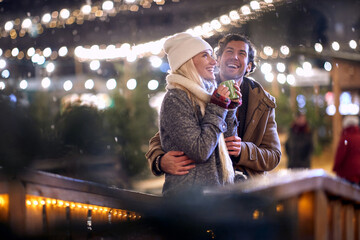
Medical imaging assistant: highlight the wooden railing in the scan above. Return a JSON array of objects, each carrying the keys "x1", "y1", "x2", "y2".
[
  {"x1": 206, "y1": 169, "x2": 360, "y2": 240},
  {"x1": 0, "y1": 168, "x2": 359, "y2": 239}
]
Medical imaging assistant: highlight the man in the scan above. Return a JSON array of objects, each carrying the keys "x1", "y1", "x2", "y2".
[{"x1": 146, "y1": 33, "x2": 281, "y2": 178}]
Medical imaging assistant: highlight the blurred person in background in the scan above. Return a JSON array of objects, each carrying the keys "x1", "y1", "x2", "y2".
[
  {"x1": 285, "y1": 112, "x2": 313, "y2": 169},
  {"x1": 333, "y1": 115, "x2": 360, "y2": 184}
]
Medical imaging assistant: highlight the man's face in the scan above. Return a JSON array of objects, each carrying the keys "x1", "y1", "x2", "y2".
[{"x1": 217, "y1": 40, "x2": 252, "y2": 83}]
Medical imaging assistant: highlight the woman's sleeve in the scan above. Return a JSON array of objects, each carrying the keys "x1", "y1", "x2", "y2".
[{"x1": 160, "y1": 91, "x2": 228, "y2": 163}]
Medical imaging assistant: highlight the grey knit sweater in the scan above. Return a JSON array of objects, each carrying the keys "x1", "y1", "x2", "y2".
[{"x1": 160, "y1": 88, "x2": 238, "y2": 196}]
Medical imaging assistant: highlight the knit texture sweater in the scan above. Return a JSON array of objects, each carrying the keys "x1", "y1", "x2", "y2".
[{"x1": 160, "y1": 73, "x2": 237, "y2": 196}]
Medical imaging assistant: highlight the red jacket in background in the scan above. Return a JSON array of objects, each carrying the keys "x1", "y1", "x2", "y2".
[{"x1": 333, "y1": 126, "x2": 360, "y2": 184}]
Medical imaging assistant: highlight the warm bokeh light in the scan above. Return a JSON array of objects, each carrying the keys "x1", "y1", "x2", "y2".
[
  {"x1": 261, "y1": 63, "x2": 272, "y2": 74},
  {"x1": 4, "y1": 21, "x2": 14, "y2": 31},
  {"x1": 85, "y1": 79, "x2": 95, "y2": 90},
  {"x1": 0, "y1": 59, "x2": 6, "y2": 69},
  {"x1": 11, "y1": 48, "x2": 19, "y2": 57},
  {"x1": 60, "y1": 9, "x2": 70, "y2": 19},
  {"x1": 331, "y1": 41, "x2": 340, "y2": 51},
  {"x1": 81, "y1": 5, "x2": 92, "y2": 14},
  {"x1": 148, "y1": 79, "x2": 159, "y2": 90},
  {"x1": 276, "y1": 62, "x2": 286, "y2": 73},
  {"x1": 314, "y1": 43, "x2": 323, "y2": 53},
  {"x1": 277, "y1": 73, "x2": 286, "y2": 84},
  {"x1": 241, "y1": 5, "x2": 251, "y2": 15},
  {"x1": 349, "y1": 40, "x2": 357, "y2": 49},
  {"x1": 127, "y1": 78, "x2": 137, "y2": 90},
  {"x1": 41, "y1": 77, "x2": 51, "y2": 89},
  {"x1": 27, "y1": 47, "x2": 35, "y2": 57},
  {"x1": 89, "y1": 60, "x2": 100, "y2": 71},
  {"x1": 43, "y1": 47, "x2": 52, "y2": 58},
  {"x1": 58, "y1": 46, "x2": 68, "y2": 57},
  {"x1": 264, "y1": 72, "x2": 274, "y2": 82},
  {"x1": 1, "y1": 69, "x2": 10, "y2": 78},
  {"x1": 286, "y1": 74, "x2": 296, "y2": 85},
  {"x1": 19, "y1": 79, "x2": 28, "y2": 89},
  {"x1": 21, "y1": 18, "x2": 32, "y2": 29},
  {"x1": 63, "y1": 80, "x2": 73, "y2": 91},
  {"x1": 46, "y1": 62, "x2": 55, "y2": 73},
  {"x1": 42, "y1": 13, "x2": 51, "y2": 23},
  {"x1": 324, "y1": 61, "x2": 332, "y2": 71},
  {"x1": 280, "y1": 45, "x2": 290, "y2": 55},
  {"x1": 149, "y1": 56, "x2": 162, "y2": 68},
  {"x1": 106, "y1": 78, "x2": 117, "y2": 90},
  {"x1": 102, "y1": 1, "x2": 114, "y2": 11},
  {"x1": 263, "y1": 46, "x2": 274, "y2": 56}
]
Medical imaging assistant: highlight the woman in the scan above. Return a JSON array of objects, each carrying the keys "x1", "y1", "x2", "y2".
[
  {"x1": 160, "y1": 32, "x2": 241, "y2": 196},
  {"x1": 333, "y1": 115, "x2": 360, "y2": 184}
]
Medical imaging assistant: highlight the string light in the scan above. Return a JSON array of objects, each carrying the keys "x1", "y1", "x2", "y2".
[
  {"x1": 23, "y1": 195, "x2": 140, "y2": 222},
  {"x1": 0, "y1": 0, "x2": 170, "y2": 41}
]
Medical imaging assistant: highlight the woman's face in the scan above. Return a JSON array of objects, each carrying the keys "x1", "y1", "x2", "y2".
[{"x1": 192, "y1": 50, "x2": 216, "y2": 80}]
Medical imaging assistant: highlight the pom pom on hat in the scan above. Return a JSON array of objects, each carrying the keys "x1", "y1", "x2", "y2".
[{"x1": 164, "y1": 32, "x2": 213, "y2": 71}]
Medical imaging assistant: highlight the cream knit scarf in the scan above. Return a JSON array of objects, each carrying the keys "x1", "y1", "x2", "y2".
[{"x1": 166, "y1": 73, "x2": 235, "y2": 184}]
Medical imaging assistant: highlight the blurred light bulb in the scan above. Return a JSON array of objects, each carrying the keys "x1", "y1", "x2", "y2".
[
  {"x1": 314, "y1": 43, "x2": 323, "y2": 53},
  {"x1": 127, "y1": 78, "x2": 137, "y2": 90},
  {"x1": 261, "y1": 63, "x2": 272, "y2": 74},
  {"x1": 0, "y1": 59, "x2": 6, "y2": 69},
  {"x1": 106, "y1": 78, "x2": 117, "y2": 90},
  {"x1": 149, "y1": 56, "x2": 162, "y2": 68},
  {"x1": 19, "y1": 80, "x2": 28, "y2": 89},
  {"x1": 241, "y1": 6, "x2": 251, "y2": 15},
  {"x1": 27, "y1": 47, "x2": 35, "y2": 57},
  {"x1": 287, "y1": 74, "x2": 296, "y2": 85},
  {"x1": 58, "y1": 46, "x2": 68, "y2": 57},
  {"x1": 85, "y1": 79, "x2": 94, "y2": 89},
  {"x1": 276, "y1": 62, "x2": 286, "y2": 73},
  {"x1": 250, "y1": 1, "x2": 260, "y2": 10},
  {"x1": 89, "y1": 60, "x2": 100, "y2": 70},
  {"x1": 63, "y1": 80, "x2": 73, "y2": 91},
  {"x1": 349, "y1": 40, "x2": 357, "y2": 49},
  {"x1": 43, "y1": 47, "x2": 52, "y2": 58},
  {"x1": 102, "y1": 1, "x2": 114, "y2": 11},
  {"x1": 81, "y1": 5, "x2": 92, "y2": 14},
  {"x1": 331, "y1": 41, "x2": 340, "y2": 51},
  {"x1": 280, "y1": 45, "x2": 290, "y2": 55},
  {"x1": 46, "y1": 62, "x2": 55, "y2": 73},
  {"x1": 324, "y1": 62, "x2": 332, "y2": 71},
  {"x1": 264, "y1": 73, "x2": 274, "y2": 82},
  {"x1": 41, "y1": 77, "x2": 51, "y2": 89},
  {"x1": 11, "y1": 48, "x2": 19, "y2": 57},
  {"x1": 4, "y1": 21, "x2": 14, "y2": 31},
  {"x1": 42, "y1": 13, "x2": 51, "y2": 23},
  {"x1": 148, "y1": 80, "x2": 159, "y2": 90},
  {"x1": 263, "y1": 46, "x2": 273, "y2": 56},
  {"x1": 60, "y1": 9, "x2": 70, "y2": 19},
  {"x1": 21, "y1": 18, "x2": 32, "y2": 29}
]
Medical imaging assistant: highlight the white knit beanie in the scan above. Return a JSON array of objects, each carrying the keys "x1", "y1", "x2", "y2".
[{"x1": 163, "y1": 32, "x2": 213, "y2": 71}]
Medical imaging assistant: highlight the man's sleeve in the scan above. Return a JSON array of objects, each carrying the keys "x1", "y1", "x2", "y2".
[
  {"x1": 236, "y1": 108, "x2": 281, "y2": 172},
  {"x1": 145, "y1": 131, "x2": 165, "y2": 176}
]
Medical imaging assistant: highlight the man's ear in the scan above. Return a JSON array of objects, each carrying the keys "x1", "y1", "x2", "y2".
[{"x1": 245, "y1": 62, "x2": 252, "y2": 74}]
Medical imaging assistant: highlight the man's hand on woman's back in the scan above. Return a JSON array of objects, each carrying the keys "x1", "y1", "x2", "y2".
[{"x1": 161, "y1": 151, "x2": 195, "y2": 175}]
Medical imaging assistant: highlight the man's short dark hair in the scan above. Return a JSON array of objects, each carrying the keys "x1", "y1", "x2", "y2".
[{"x1": 215, "y1": 34, "x2": 256, "y2": 74}]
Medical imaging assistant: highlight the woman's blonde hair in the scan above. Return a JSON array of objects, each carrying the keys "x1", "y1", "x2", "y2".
[{"x1": 172, "y1": 59, "x2": 213, "y2": 112}]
